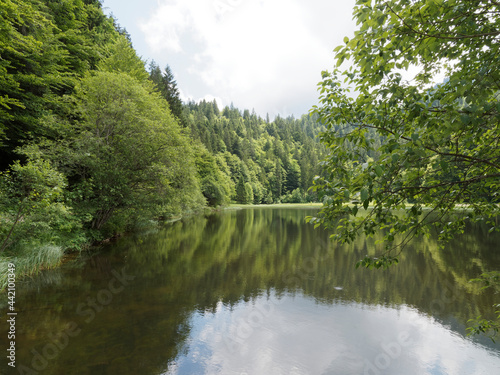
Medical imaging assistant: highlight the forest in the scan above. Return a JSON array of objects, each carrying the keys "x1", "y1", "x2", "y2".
[{"x1": 0, "y1": 0, "x2": 325, "y2": 283}]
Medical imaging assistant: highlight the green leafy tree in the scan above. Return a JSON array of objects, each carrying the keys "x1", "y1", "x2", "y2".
[
  {"x1": 99, "y1": 35, "x2": 148, "y2": 82},
  {"x1": 194, "y1": 145, "x2": 234, "y2": 207},
  {"x1": 311, "y1": 0, "x2": 499, "y2": 259},
  {"x1": 29, "y1": 71, "x2": 204, "y2": 237},
  {"x1": 310, "y1": 0, "x2": 500, "y2": 335},
  {"x1": 0, "y1": 159, "x2": 78, "y2": 253},
  {"x1": 284, "y1": 158, "x2": 301, "y2": 193},
  {"x1": 235, "y1": 175, "x2": 253, "y2": 204},
  {"x1": 0, "y1": 0, "x2": 68, "y2": 167},
  {"x1": 271, "y1": 159, "x2": 285, "y2": 201},
  {"x1": 0, "y1": 0, "x2": 115, "y2": 169},
  {"x1": 182, "y1": 99, "x2": 325, "y2": 204},
  {"x1": 44, "y1": 0, "x2": 114, "y2": 75}
]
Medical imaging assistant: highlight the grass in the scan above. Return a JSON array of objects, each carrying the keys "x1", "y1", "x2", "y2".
[{"x1": 0, "y1": 242, "x2": 65, "y2": 292}]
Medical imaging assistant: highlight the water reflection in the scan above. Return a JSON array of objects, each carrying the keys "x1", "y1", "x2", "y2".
[
  {"x1": 1, "y1": 207, "x2": 499, "y2": 374},
  {"x1": 168, "y1": 295, "x2": 500, "y2": 375}
]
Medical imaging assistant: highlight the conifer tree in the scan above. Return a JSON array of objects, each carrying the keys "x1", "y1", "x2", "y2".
[{"x1": 149, "y1": 62, "x2": 186, "y2": 127}]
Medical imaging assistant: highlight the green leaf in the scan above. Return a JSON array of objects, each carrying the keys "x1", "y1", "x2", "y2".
[
  {"x1": 460, "y1": 115, "x2": 471, "y2": 124},
  {"x1": 360, "y1": 188, "x2": 368, "y2": 202}
]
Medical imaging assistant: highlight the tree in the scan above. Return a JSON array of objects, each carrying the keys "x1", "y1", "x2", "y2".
[
  {"x1": 0, "y1": 0, "x2": 115, "y2": 169},
  {"x1": 99, "y1": 35, "x2": 148, "y2": 82},
  {"x1": 271, "y1": 159, "x2": 285, "y2": 201},
  {"x1": 284, "y1": 158, "x2": 301, "y2": 193},
  {"x1": 194, "y1": 145, "x2": 233, "y2": 207},
  {"x1": 311, "y1": 0, "x2": 500, "y2": 261},
  {"x1": 181, "y1": 99, "x2": 325, "y2": 204},
  {"x1": 0, "y1": 0, "x2": 68, "y2": 168},
  {"x1": 235, "y1": 175, "x2": 253, "y2": 204},
  {"x1": 149, "y1": 62, "x2": 186, "y2": 127},
  {"x1": 310, "y1": 0, "x2": 500, "y2": 337},
  {"x1": 27, "y1": 71, "x2": 204, "y2": 237},
  {"x1": 0, "y1": 159, "x2": 78, "y2": 253}
]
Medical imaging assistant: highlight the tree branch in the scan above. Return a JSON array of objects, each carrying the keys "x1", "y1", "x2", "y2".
[{"x1": 0, "y1": 200, "x2": 25, "y2": 254}]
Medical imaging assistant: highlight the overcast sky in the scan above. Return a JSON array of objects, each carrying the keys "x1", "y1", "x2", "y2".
[{"x1": 102, "y1": 0, "x2": 357, "y2": 119}]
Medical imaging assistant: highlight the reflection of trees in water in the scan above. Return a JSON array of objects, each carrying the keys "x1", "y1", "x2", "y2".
[
  {"x1": 2, "y1": 208, "x2": 499, "y2": 374},
  {"x1": 109, "y1": 208, "x2": 500, "y2": 371},
  {"x1": 129, "y1": 208, "x2": 499, "y2": 327}
]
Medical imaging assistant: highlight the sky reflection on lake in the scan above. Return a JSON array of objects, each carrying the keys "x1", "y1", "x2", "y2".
[{"x1": 166, "y1": 291, "x2": 500, "y2": 375}]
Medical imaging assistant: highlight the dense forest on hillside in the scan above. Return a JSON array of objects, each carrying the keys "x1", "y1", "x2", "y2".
[
  {"x1": 184, "y1": 100, "x2": 325, "y2": 205},
  {"x1": 0, "y1": 0, "x2": 325, "y2": 282},
  {"x1": 148, "y1": 61, "x2": 327, "y2": 206}
]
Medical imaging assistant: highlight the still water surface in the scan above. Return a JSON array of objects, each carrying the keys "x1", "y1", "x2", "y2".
[{"x1": 1, "y1": 207, "x2": 500, "y2": 374}]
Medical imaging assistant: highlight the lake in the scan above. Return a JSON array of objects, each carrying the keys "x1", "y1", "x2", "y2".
[{"x1": 1, "y1": 207, "x2": 500, "y2": 374}]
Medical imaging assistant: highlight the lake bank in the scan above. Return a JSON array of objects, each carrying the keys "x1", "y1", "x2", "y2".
[{"x1": 0, "y1": 204, "x2": 323, "y2": 292}]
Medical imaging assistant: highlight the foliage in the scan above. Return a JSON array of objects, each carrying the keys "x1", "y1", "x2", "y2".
[
  {"x1": 0, "y1": 0, "x2": 326, "y2": 287},
  {"x1": 235, "y1": 175, "x2": 253, "y2": 204},
  {"x1": 310, "y1": 0, "x2": 500, "y2": 337},
  {"x1": 0, "y1": 0, "x2": 120, "y2": 286},
  {"x1": 310, "y1": 0, "x2": 500, "y2": 255},
  {"x1": 100, "y1": 35, "x2": 148, "y2": 82},
  {"x1": 194, "y1": 145, "x2": 234, "y2": 206},
  {"x1": 147, "y1": 67, "x2": 326, "y2": 206},
  {"x1": 0, "y1": 0, "x2": 206, "y2": 254},
  {"x1": 467, "y1": 312, "x2": 500, "y2": 343},
  {"x1": 0, "y1": 0, "x2": 115, "y2": 169},
  {"x1": 149, "y1": 62, "x2": 187, "y2": 127},
  {"x1": 0, "y1": 159, "x2": 80, "y2": 253},
  {"x1": 467, "y1": 271, "x2": 500, "y2": 342},
  {"x1": 183, "y1": 100, "x2": 325, "y2": 204},
  {"x1": 467, "y1": 305, "x2": 500, "y2": 342},
  {"x1": 30, "y1": 71, "x2": 205, "y2": 236},
  {"x1": 470, "y1": 271, "x2": 500, "y2": 291}
]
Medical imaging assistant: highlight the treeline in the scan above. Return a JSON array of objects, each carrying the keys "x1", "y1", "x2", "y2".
[
  {"x1": 0, "y1": 0, "x2": 324, "y2": 275},
  {"x1": 184, "y1": 100, "x2": 324, "y2": 205},
  {"x1": 148, "y1": 63, "x2": 325, "y2": 206}
]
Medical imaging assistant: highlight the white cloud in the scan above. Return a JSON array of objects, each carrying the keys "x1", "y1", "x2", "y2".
[
  {"x1": 140, "y1": 0, "x2": 357, "y2": 117},
  {"x1": 142, "y1": 6, "x2": 188, "y2": 53}
]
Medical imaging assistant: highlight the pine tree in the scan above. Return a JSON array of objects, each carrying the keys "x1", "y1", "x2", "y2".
[{"x1": 149, "y1": 62, "x2": 186, "y2": 127}]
